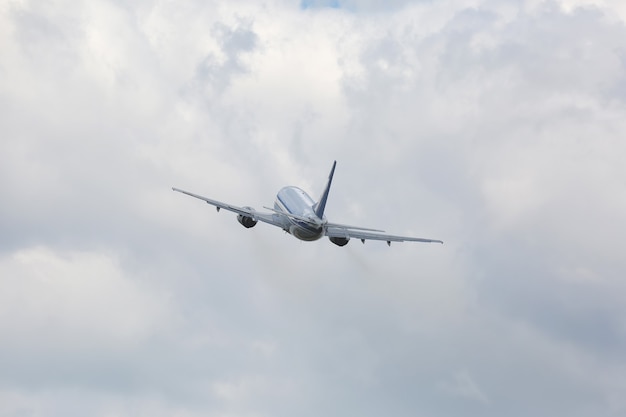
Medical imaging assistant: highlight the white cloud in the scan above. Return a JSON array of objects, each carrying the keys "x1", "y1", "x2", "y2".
[
  {"x1": 0, "y1": 247, "x2": 173, "y2": 351},
  {"x1": 2, "y1": 0, "x2": 626, "y2": 415}
]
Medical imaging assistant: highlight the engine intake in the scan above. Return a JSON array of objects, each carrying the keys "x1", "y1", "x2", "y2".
[
  {"x1": 329, "y1": 236, "x2": 350, "y2": 247},
  {"x1": 237, "y1": 214, "x2": 257, "y2": 228}
]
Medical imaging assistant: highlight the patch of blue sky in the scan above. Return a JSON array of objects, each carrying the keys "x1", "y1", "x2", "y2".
[
  {"x1": 300, "y1": 1, "x2": 419, "y2": 13},
  {"x1": 300, "y1": 0, "x2": 342, "y2": 10}
]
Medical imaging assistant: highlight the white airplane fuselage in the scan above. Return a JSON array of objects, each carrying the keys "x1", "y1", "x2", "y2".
[{"x1": 274, "y1": 186, "x2": 325, "y2": 241}]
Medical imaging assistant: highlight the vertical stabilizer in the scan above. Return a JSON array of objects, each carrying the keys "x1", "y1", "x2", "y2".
[{"x1": 314, "y1": 160, "x2": 336, "y2": 219}]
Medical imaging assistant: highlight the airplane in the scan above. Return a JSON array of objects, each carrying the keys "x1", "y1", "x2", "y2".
[{"x1": 172, "y1": 161, "x2": 443, "y2": 247}]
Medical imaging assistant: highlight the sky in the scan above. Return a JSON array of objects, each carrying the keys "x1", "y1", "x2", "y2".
[{"x1": 1, "y1": 0, "x2": 626, "y2": 416}]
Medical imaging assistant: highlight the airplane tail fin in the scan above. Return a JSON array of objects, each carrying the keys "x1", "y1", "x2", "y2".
[{"x1": 314, "y1": 160, "x2": 336, "y2": 219}]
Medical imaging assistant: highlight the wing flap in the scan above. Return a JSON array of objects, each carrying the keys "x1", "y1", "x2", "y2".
[
  {"x1": 325, "y1": 226, "x2": 443, "y2": 244},
  {"x1": 325, "y1": 222, "x2": 385, "y2": 232}
]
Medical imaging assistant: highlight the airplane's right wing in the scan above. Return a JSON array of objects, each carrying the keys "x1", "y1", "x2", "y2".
[{"x1": 325, "y1": 226, "x2": 443, "y2": 245}]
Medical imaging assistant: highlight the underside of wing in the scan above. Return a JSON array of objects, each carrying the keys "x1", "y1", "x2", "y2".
[
  {"x1": 325, "y1": 226, "x2": 443, "y2": 245},
  {"x1": 172, "y1": 187, "x2": 284, "y2": 228}
]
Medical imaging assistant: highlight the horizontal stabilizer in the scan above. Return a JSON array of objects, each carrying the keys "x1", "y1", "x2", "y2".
[{"x1": 263, "y1": 206, "x2": 323, "y2": 227}]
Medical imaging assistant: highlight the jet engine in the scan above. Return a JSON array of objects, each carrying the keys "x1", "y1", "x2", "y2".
[
  {"x1": 237, "y1": 214, "x2": 257, "y2": 228},
  {"x1": 329, "y1": 236, "x2": 350, "y2": 247}
]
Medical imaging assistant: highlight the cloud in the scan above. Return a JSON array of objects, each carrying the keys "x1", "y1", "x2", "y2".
[
  {"x1": 0, "y1": 248, "x2": 178, "y2": 393},
  {"x1": 0, "y1": 247, "x2": 171, "y2": 346},
  {"x1": 439, "y1": 370, "x2": 490, "y2": 404},
  {"x1": 1, "y1": 0, "x2": 626, "y2": 416}
]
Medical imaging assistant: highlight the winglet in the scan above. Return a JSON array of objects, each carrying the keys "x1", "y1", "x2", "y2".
[{"x1": 314, "y1": 161, "x2": 336, "y2": 219}]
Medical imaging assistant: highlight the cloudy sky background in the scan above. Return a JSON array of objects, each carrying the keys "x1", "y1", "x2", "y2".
[{"x1": 2, "y1": 0, "x2": 626, "y2": 415}]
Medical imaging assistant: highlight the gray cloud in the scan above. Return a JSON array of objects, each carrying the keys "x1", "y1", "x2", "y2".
[
  {"x1": 1, "y1": 0, "x2": 626, "y2": 416},
  {"x1": 195, "y1": 22, "x2": 258, "y2": 94}
]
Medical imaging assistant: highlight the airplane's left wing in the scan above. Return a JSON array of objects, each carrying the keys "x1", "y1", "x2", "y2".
[
  {"x1": 325, "y1": 226, "x2": 443, "y2": 245},
  {"x1": 172, "y1": 187, "x2": 284, "y2": 228}
]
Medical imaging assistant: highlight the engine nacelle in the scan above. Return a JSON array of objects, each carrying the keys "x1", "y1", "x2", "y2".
[
  {"x1": 237, "y1": 214, "x2": 257, "y2": 228},
  {"x1": 329, "y1": 236, "x2": 350, "y2": 247}
]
